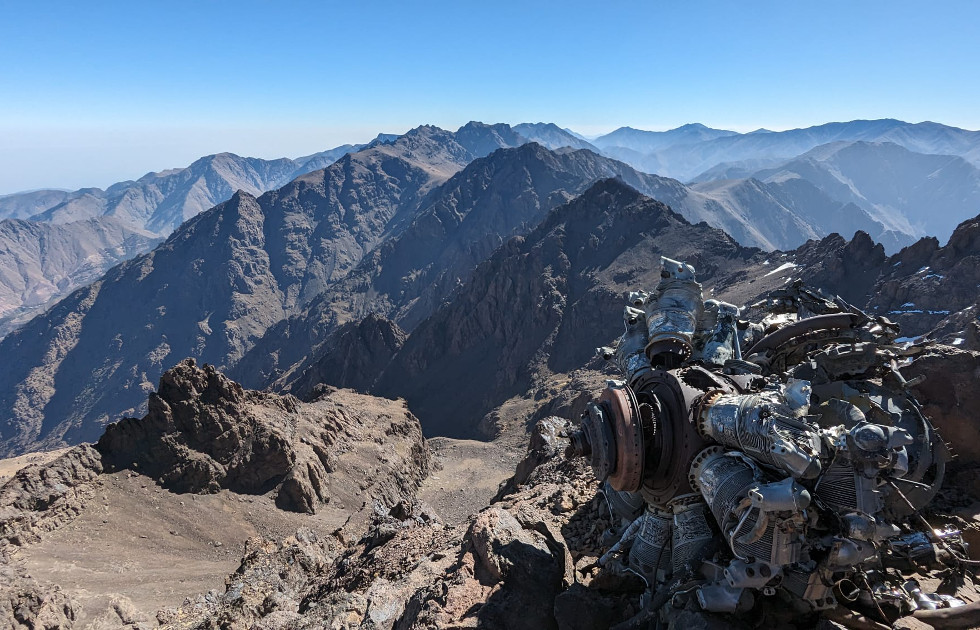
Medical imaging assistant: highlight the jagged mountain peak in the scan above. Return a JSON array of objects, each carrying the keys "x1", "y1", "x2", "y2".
[
  {"x1": 567, "y1": 176, "x2": 646, "y2": 205},
  {"x1": 512, "y1": 123, "x2": 599, "y2": 151},
  {"x1": 945, "y1": 212, "x2": 980, "y2": 253}
]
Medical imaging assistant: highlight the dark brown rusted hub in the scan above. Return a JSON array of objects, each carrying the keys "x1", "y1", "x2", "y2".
[{"x1": 601, "y1": 386, "x2": 645, "y2": 492}]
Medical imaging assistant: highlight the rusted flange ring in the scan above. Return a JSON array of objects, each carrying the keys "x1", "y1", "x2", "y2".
[{"x1": 601, "y1": 385, "x2": 645, "y2": 492}]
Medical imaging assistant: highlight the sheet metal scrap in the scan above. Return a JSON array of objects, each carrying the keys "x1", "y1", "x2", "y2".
[{"x1": 568, "y1": 257, "x2": 975, "y2": 627}]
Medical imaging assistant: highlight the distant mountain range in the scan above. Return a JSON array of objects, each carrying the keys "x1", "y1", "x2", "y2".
[
  {"x1": 4, "y1": 117, "x2": 952, "y2": 341},
  {"x1": 691, "y1": 140, "x2": 980, "y2": 246},
  {"x1": 1, "y1": 116, "x2": 978, "y2": 455},
  {"x1": 590, "y1": 119, "x2": 980, "y2": 250},
  {"x1": 0, "y1": 145, "x2": 363, "y2": 235},
  {"x1": 593, "y1": 122, "x2": 739, "y2": 156},
  {"x1": 593, "y1": 119, "x2": 980, "y2": 179},
  {"x1": 0, "y1": 118, "x2": 978, "y2": 446}
]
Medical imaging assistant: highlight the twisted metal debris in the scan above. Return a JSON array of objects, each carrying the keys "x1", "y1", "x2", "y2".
[{"x1": 569, "y1": 256, "x2": 976, "y2": 627}]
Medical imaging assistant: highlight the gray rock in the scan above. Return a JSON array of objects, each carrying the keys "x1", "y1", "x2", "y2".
[{"x1": 0, "y1": 444, "x2": 103, "y2": 545}]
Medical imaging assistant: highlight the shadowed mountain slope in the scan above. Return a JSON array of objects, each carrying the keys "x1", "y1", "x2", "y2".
[
  {"x1": 372, "y1": 178, "x2": 759, "y2": 437},
  {"x1": 0, "y1": 125, "x2": 517, "y2": 456},
  {"x1": 0, "y1": 217, "x2": 162, "y2": 338},
  {"x1": 233, "y1": 141, "x2": 849, "y2": 393}
]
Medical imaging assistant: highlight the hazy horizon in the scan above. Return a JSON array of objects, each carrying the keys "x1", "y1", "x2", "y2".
[{"x1": 3, "y1": 0, "x2": 979, "y2": 194}]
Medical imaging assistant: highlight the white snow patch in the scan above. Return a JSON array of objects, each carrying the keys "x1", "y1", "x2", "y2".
[
  {"x1": 765, "y1": 262, "x2": 798, "y2": 277},
  {"x1": 901, "y1": 302, "x2": 915, "y2": 308},
  {"x1": 952, "y1": 338, "x2": 965, "y2": 346},
  {"x1": 887, "y1": 309, "x2": 950, "y2": 315}
]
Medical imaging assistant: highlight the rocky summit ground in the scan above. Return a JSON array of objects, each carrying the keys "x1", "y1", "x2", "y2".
[{"x1": 1, "y1": 345, "x2": 979, "y2": 629}]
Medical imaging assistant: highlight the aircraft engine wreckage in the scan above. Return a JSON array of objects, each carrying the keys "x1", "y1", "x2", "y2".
[{"x1": 567, "y1": 257, "x2": 978, "y2": 628}]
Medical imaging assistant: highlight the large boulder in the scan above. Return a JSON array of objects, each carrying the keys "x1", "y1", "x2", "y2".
[{"x1": 903, "y1": 346, "x2": 980, "y2": 468}]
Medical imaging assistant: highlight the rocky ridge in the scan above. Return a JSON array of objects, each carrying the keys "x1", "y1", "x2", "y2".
[
  {"x1": 0, "y1": 359, "x2": 431, "y2": 628},
  {"x1": 785, "y1": 213, "x2": 980, "y2": 348},
  {"x1": 0, "y1": 445, "x2": 103, "y2": 546},
  {"x1": 0, "y1": 359, "x2": 429, "y2": 544},
  {"x1": 158, "y1": 416, "x2": 624, "y2": 630}
]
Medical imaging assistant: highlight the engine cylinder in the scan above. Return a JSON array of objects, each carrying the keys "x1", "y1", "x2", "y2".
[
  {"x1": 645, "y1": 257, "x2": 703, "y2": 368},
  {"x1": 628, "y1": 506, "x2": 673, "y2": 587}
]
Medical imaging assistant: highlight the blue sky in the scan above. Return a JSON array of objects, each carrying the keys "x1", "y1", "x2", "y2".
[{"x1": 2, "y1": 0, "x2": 979, "y2": 194}]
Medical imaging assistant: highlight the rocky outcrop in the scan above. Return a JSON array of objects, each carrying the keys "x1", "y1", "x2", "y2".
[
  {"x1": 96, "y1": 359, "x2": 300, "y2": 496},
  {"x1": 0, "y1": 547, "x2": 76, "y2": 629},
  {"x1": 774, "y1": 214, "x2": 980, "y2": 346},
  {"x1": 286, "y1": 314, "x2": 407, "y2": 401},
  {"x1": 97, "y1": 359, "x2": 429, "y2": 514},
  {"x1": 791, "y1": 230, "x2": 889, "y2": 306},
  {"x1": 903, "y1": 346, "x2": 980, "y2": 466},
  {"x1": 0, "y1": 445, "x2": 102, "y2": 545}
]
